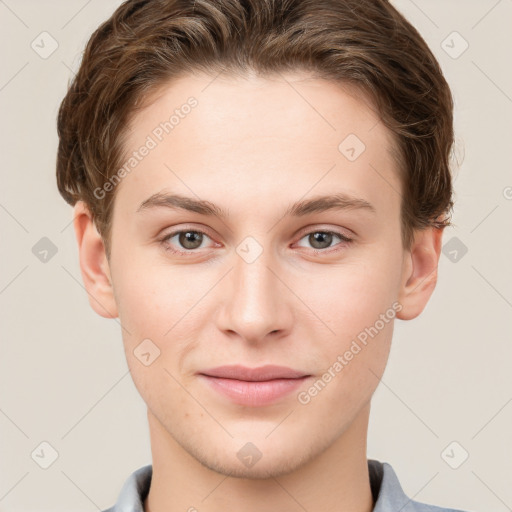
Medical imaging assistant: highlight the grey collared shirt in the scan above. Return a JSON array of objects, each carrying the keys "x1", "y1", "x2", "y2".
[{"x1": 102, "y1": 459, "x2": 471, "y2": 512}]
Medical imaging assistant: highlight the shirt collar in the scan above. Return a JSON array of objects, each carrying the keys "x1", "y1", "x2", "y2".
[{"x1": 104, "y1": 459, "x2": 454, "y2": 512}]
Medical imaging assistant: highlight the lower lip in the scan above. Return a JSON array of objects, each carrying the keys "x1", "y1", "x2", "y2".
[{"x1": 199, "y1": 375, "x2": 310, "y2": 407}]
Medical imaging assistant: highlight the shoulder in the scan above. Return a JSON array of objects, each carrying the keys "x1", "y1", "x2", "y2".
[
  {"x1": 100, "y1": 464, "x2": 153, "y2": 512},
  {"x1": 402, "y1": 498, "x2": 471, "y2": 512},
  {"x1": 370, "y1": 460, "x2": 474, "y2": 512}
]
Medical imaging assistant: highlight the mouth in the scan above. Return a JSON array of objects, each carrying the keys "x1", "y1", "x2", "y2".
[{"x1": 197, "y1": 365, "x2": 311, "y2": 407}]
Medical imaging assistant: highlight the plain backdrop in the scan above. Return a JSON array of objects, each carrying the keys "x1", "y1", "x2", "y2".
[{"x1": 1, "y1": 1, "x2": 511, "y2": 511}]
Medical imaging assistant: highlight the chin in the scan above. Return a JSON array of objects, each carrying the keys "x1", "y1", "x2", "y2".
[
  {"x1": 200, "y1": 450, "x2": 309, "y2": 480},
  {"x1": 182, "y1": 431, "x2": 323, "y2": 480}
]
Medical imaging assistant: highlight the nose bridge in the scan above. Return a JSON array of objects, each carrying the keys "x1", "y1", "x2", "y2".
[{"x1": 221, "y1": 242, "x2": 290, "y2": 339}]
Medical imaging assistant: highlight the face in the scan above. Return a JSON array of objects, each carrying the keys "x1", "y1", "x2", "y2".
[{"x1": 83, "y1": 71, "x2": 427, "y2": 479}]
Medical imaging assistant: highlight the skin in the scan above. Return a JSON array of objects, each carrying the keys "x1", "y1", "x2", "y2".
[{"x1": 73, "y1": 70, "x2": 443, "y2": 512}]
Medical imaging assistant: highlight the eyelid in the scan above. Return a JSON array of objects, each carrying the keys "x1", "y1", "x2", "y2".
[
  {"x1": 160, "y1": 223, "x2": 216, "y2": 240},
  {"x1": 294, "y1": 224, "x2": 355, "y2": 241}
]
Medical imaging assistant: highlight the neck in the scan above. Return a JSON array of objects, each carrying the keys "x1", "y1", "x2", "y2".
[{"x1": 144, "y1": 404, "x2": 374, "y2": 512}]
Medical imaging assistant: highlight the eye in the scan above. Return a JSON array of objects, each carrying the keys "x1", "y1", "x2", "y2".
[
  {"x1": 159, "y1": 228, "x2": 215, "y2": 254},
  {"x1": 295, "y1": 230, "x2": 353, "y2": 252},
  {"x1": 158, "y1": 227, "x2": 353, "y2": 256}
]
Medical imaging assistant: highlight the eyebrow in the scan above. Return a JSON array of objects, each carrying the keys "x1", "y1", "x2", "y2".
[{"x1": 136, "y1": 191, "x2": 376, "y2": 218}]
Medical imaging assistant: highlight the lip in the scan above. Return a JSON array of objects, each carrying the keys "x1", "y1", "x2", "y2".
[{"x1": 198, "y1": 365, "x2": 311, "y2": 407}]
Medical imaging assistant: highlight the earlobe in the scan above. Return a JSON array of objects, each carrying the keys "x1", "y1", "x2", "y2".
[
  {"x1": 396, "y1": 227, "x2": 444, "y2": 321},
  {"x1": 73, "y1": 201, "x2": 118, "y2": 319}
]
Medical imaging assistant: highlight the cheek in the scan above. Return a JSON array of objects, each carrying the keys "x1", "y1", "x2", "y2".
[
  {"x1": 112, "y1": 255, "x2": 189, "y2": 333},
  {"x1": 111, "y1": 259, "x2": 207, "y2": 377},
  {"x1": 110, "y1": 261, "x2": 195, "y2": 407},
  {"x1": 297, "y1": 299, "x2": 394, "y2": 421},
  {"x1": 293, "y1": 251, "x2": 401, "y2": 336}
]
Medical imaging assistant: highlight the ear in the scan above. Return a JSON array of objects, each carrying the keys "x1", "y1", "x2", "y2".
[
  {"x1": 396, "y1": 226, "x2": 444, "y2": 321},
  {"x1": 73, "y1": 201, "x2": 118, "y2": 319}
]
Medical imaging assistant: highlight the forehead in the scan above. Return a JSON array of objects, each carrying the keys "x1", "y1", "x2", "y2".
[
  {"x1": 128, "y1": 70, "x2": 391, "y2": 150},
  {"x1": 116, "y1": 71, "x2": 401, "y2": 221}
]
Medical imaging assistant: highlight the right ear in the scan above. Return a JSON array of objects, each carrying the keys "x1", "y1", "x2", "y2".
[{"x1": 73, "y1": 201, "x2": 118, "y2": 319}]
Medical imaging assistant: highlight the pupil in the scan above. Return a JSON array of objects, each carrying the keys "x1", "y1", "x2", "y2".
[
  {"x1": 310, "y1": 232, "x2": 332, "y2": 249},
  {"x1": 180, "y1": 231, "x2": 202, "y2": 249}
]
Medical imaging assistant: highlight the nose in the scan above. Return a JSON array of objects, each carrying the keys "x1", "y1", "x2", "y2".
[{"x1": 216, "y1": 248, "x2": 294, "y2": 344}]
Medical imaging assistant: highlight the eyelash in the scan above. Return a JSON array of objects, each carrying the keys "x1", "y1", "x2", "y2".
[{"x1": 158, "y1": 226, "x2": 353, "y2": 256}]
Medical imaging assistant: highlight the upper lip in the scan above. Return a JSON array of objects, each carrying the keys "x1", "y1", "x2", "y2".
[{"x1": 199, "y1": 365, "x2": 309, "y2": 381}]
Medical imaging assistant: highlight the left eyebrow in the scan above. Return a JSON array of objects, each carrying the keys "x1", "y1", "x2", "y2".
[
  {"x1": 286, "y1": 193, "x2": 376, "y2": 216},
  {"x1": 136, "y1": 192, "x2": 376, "y2": 218}
]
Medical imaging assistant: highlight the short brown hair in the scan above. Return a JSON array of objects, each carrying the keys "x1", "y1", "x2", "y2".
[{"x1": 56, "y1": 0, "x2": 455, "y2": 257}]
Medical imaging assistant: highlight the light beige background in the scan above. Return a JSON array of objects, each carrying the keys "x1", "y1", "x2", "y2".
[{"x1": 1, "y1": 1, "x2": 511, "y2": 511}]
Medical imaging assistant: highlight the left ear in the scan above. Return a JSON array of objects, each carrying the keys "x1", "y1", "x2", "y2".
[{"x1": 396, "y1": 226, "x2": 444, "y2": 321}]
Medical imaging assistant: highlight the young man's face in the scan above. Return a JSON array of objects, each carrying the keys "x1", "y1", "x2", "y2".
[{"x1": 75, "y1": 71, "x2": 441, "y2": 479}]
